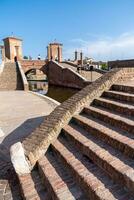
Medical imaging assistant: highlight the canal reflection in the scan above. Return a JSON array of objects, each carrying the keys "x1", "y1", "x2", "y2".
[{"x1": 28, "y1": 81, "x2": 79, "y2": 103}]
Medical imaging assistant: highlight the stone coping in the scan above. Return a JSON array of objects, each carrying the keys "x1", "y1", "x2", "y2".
[
  {"x1": 62, "y1": 61, "x2": 77, "y2": 67},
  {"x1": 29, "y1": 91, "x2": 60, "y2": 107},
  {"x1": 17, "y1": 61, "x2": 29, "y2": 91},
  {"x1": 10, "y1": 67, "x2": 134, "y2": 174}
]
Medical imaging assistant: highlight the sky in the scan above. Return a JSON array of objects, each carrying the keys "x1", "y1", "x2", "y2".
[{"x1": 1, "y1": 0, "x2": 134, "y2": 61}]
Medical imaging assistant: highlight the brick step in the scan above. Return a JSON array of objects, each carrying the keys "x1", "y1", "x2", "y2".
[
  {"x1": 111, "y1": 84, "x2": 134, "y2": 94},
  {"x1": 92, "y1": 97, "x2": 134, "y2": 117},
  {"x1": 52, "y1": 138, "x2": 133, "y2": 199},
  {"x1": 38, "y1": 152, "x2": 86, "y2": 200},
  {"x1": 102, "y1": 90, "x2": 134, "y2": 104},
  {"x1": 61, "y1": 124, "x2": 134, "y2": 193},
  {"x1": 72, "y1": 114, "x2": 134, "y2": 158},
  {"x1": 83, "y1": 106, "x2": 134, "y2": 134},
  {"x1": 0, "y1": 63, "x2": 23, "y2": 90},
  {"x1": 19, "y1": 169, "x2": 49, "y2": 200}
]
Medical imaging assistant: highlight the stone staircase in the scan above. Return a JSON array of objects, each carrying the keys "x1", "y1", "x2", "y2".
[
  {"x1": 17, "y1": 83, "x2": 134, "y2": 200},
  {"x1": 0, "y1": 62, "x2": 23, "y2": 90}
]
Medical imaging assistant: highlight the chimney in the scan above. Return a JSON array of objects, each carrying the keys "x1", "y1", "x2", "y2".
[
  {"x1": 75, "y1": 50, "x2": 78, "y2": 61},
  {"x1": 80, "y1": 51, "x2": 83, "y2": 66}
]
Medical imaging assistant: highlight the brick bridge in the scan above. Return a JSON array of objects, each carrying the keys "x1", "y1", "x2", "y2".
[
  {"x1": 20, "y1": 59, "x2": 103, "y2": 89},
  {"x1": 8, "y1": 66, "x2": 134, "y2": 200},
  {"x1": 19, "y1": 60, "x2": 92, "y2": 89},
  {"x1": 20, "y1": 60, "x2": 47, "y2": 74}
]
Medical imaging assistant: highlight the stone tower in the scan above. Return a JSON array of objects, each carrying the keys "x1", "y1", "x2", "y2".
[
  {"x1": 3, "y1": 37, "x2": 23, "y2": 61},
  {"x1": 47, "y1": 42, "x2": 62, "y2": 62}
]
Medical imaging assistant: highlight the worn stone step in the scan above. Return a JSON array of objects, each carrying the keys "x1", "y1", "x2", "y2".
[
  {"x1": 92, "y1": 97, "x2": 134, "y2": 117},
  {"x1": 111, "y1": 84, "x2": 134, "y2": 94},
  {"x1": 62, "y1": 124, "x2": 134, "y2": 193},
  {"x1": 83, "y1": 106, "x2": 134, "y2": 134},
  {"x1": 72, "y1": 114, "x2": 134, "y2": 158},
  {"x1": 38, "y1": 152, "x2": 85, "y2": 200},
  {"x1": 52, "y1": 138, "x2": 133, "y2": 199},
  {"x1": 19, "y1": 169, "x2": 48, "y2": 200},
  {"x1": 102, "y1": 90, "x2": 134, "y2": 104}
]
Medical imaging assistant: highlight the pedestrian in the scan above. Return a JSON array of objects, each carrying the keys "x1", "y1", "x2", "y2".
[
  {"x1": 38, "y1": 54, "x2": 41, "y2": 60},
  {"x1": 77, "y1": 65, "x2": 80, "y2": 73}
]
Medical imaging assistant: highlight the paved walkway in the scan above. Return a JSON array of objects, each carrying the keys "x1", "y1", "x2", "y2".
[
  {"x1": 0, "y1": 91, "x2": 58, "y2": 200},
  {"x1": 0, "y1": 91, "x2": 58, "y2": 149}
]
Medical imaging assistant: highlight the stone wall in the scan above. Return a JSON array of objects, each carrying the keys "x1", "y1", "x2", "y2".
[
  {"x1": 48, "y1": 61, "x2": 90, "y2": 89},
  {"x1": 17, "y1": 67, "x2": 134, "y2": 169},
  {"x1": 108, "y1": 59, "x2": 134, "y2": 69}
]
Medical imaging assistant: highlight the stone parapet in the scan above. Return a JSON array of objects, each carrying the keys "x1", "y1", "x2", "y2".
[
  {"x1": 108, "y1": 59, "x2": 134, "y2": 69},
  {"x1": 48, "y1": 61, "x2": 89, "y2": 89},
  {"x1": 20, "y1": 60, "x2": 46, "y2": 67},
  {"x1": 17, "y1": 62, "x2": 29, "y2": 91}
]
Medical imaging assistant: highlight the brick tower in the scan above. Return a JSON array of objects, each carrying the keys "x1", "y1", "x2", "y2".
[
  {"x1": 3, "y1": 37, "x2": 23, "y2": 61},
  {"x1": 47, "y1": 42, "x2": 62, "y2": 62}
]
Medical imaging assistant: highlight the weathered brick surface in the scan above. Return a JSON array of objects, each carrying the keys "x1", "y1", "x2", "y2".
[
  {"x1": 48, "y1": 61, "x2": 90, "y2": 89},
  {"x1": 103, "y1": 90, "x2": 134, "y2": 103},
  {"x1": 23, "y1": 68, "x2": 134, "y2": 167},
  {"x1": 83, "y1": 106, "x2": 134, "y2": 134},
  {"x1": 10, "y1": 67, "x2": 134, "y2": 199},
  {"x1": 112, "y1": 84, "x2": 134, "y2": 94},
  {"x1": 19, "y1": 169, "x2": 48, "y2": 200},
  {"x1": 92, "y1": 97, "x2": 134, "y2": 117},
  {"x1": 38, "y1": 153, "x2": 85, "y2": 200},
  {"x1": 51, "y1": 138, "x2": 132, "y2": 199},
  {"x1": 72, "y1": 114, "x2": 134, "y2": 158},
  {"x1": 0, "y1": 164, "x2": 22, "y2": 200},
  {"x1": 62, "y1": 124, "x2": 134, "y2": 192}
]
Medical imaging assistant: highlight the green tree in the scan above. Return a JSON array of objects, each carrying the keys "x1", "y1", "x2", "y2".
[
  {"x1": 23, "y1": 56, "x2": 28, "y2": 60},
  {"x1": 100, "y1": 63, "x2": 108, "y2": 70}
]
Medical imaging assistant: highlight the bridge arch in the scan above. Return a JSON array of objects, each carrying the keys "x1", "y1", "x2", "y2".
[{"x1": 25, "y1": 68, "x2": 47, "y2": 80}]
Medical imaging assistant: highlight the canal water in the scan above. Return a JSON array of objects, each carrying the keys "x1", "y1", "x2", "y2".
[{"x1": 28, "y1": 80, "x2": 79, "y2": 103}]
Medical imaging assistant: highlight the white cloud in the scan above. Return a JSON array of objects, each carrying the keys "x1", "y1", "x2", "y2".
[{"x1": 63, "y1": 32, "x2": 134, "y2": 61}]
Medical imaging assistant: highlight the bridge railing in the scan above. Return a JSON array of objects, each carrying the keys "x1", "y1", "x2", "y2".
[
  {"x1": 17, "y1": 61, "x2": 29, "y2": 91},
  {"x1": 10, "y1": 67, "x2": 134, "y2": 175}
]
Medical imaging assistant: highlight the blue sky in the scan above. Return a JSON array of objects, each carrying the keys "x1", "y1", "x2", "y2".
[{"x1": 1, "y1": 0, "x2": 134, "y2": 61}]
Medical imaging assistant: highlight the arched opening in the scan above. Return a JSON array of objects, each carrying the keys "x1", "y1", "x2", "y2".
[{"x1": 25, "y1": 69, "x2": 48, "y2": 94}]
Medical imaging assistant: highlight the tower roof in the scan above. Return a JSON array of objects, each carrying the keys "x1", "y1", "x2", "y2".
[
  {"x1": 3, "y1": 37, "x2": 22, "y2": 41},
  {"x1": 49, "y1": 42, "x2": 63, "y2": 46}
]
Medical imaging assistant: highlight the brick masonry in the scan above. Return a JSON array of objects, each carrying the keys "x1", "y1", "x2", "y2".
[
  {"x1": 108, "y1": 59, "x2": 134, "y2": 69},
  {"x1": 22, "y1": 67, "x2": 134, "y2": 167},
  {"x1": 9, "y1": 67, "x2": 134, "y2": 199},
  {"x1": 20, "y1": 60, "x2": 91, "y2": 89}
]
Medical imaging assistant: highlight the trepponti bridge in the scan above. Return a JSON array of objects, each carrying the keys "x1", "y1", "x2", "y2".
[{"x1": 0, "y1": 36, "x2": 134, "y2": 199}]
